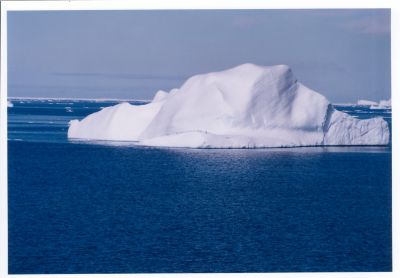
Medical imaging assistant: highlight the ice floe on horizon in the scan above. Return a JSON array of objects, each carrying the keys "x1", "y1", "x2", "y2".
[{"x1": 357, "y1": 99, "x2": 391, "y2": 110}]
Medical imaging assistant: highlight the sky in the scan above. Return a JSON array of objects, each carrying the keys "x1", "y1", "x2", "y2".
[{"x1": 8, "y1": 9, "x2": 390, "y2": 102}]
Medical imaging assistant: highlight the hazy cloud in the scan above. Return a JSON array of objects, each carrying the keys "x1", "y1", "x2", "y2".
[
  {"x1": 52, "y1": 72, "x2": 187, "y2": 81},
  {"x1": 292, "y1": 61, "x2": 346, "y2": 72},
  {"x1": 343, "y1": 14, "x2": 390, "y2": 34}
]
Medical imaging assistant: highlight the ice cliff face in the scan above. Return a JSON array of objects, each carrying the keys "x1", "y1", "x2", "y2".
[{"x1": 68, "y1": 64, "x2": 390, "y2": 148}]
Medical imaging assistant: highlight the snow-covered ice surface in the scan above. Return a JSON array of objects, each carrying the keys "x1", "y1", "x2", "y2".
[
  {"x1": 68, "y1": 64, "x2": 390, "y2": 148},
  {"x1": 68, "y1": 101, "x2": 164, "y2": 142}
]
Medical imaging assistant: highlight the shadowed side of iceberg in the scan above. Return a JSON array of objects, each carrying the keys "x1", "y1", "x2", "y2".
[{"x1": 323, "y1": 108, "x2": 389, "y2": 145}]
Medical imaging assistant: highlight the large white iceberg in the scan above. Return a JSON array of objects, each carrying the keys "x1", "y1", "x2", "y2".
[{"x1": 68, "y1": 64, "x2": 390, "y2": 148}]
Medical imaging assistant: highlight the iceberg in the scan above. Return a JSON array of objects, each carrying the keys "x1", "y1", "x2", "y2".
[
  {"x1": 357, "y1": 99, "x2": 378, "y2": 106},
  {"x1": 7, "y1": 100, "x2": 13, "y2": 108},
  {"x1": 357, "y1": 98, "x2": 391, "y2": 109},
  {"x1": 68, "y1": 64, "x2": 390, "y2": 148},
  {"x1": 371, "y1": 99, "x2": 391, "y2": 110}
]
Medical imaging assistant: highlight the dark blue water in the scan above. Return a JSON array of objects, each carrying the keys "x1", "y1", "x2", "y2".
[{"x1": 8, "y1": 99, "x2": 392, "y2": 273}]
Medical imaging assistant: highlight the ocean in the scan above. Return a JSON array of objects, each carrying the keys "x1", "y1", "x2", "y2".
[{"x1": 7, "y1": 99, "x2": 392, "y2": 273}]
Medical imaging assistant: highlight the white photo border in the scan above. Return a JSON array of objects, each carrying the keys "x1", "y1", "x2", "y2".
[{"x1": 1, "y1": 1, "x2": 398, "y2": 278}]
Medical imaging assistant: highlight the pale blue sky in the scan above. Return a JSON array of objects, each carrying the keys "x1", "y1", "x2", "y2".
[{"x1": 8, "y1": 9, "x2": 390, "y2": 102}]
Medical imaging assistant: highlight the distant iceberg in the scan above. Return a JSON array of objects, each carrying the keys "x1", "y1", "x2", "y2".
[
  {"x1": 68, "y1": 64, "x2": 390, "y2": 148},
  {"x1": 357, "y1": 99, "x2": 391, "y2": 109},
  {"x1": 371, "y1": 99, "x2": 391, "y2": 110},
  {"x1": 357, "y1": 99, "x2": 378, "y2": 106},
  {"x1": 7, "y1": 100, "x2": 14, "y2": 108}
]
